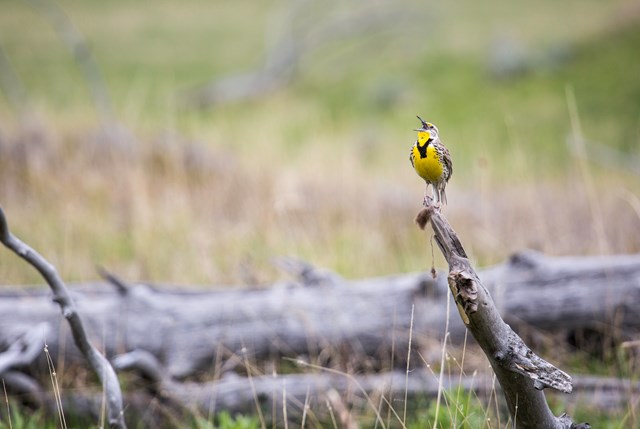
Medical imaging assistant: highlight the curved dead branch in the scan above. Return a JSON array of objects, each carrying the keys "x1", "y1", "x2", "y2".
[
  {"x1": 416, "y1": 200, "x2": 590, "y2": 429},
  {"x1": 0, "y1": 207, "x2": 127, "y2": 429}
]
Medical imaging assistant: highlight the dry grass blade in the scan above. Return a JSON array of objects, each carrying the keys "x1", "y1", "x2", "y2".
[
  {"x1": 242, "y1": 348, "x2": 266, "y2": 429},
  {"x1": 2, "y1": 378, "x2": 13, "y2": 429},
  {"x1": 44, "y1": 343, "x2": 66, "y2": 429},
  {"x1": 286, "y1": 358, "x2": 387, "y2": 429},
  {"x1": 565, "y1": 84, "x2": 610, "y2": 255},
  {"x1": 403, "y1": 304, "x2": 414, "y2": 427}
]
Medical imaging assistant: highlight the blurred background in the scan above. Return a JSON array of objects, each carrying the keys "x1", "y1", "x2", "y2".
[
  {"x1": 1, "y1": 0, "x2": 640, "y2": 427},
  {"x1": 1, "y1": 0, "x2": 639, "y2": 285}
]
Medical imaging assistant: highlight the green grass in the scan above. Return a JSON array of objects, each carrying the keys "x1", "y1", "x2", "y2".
[
  {"x1": 407, "y1": 388, "x2": 490, "y2": 429},
  {"x1": 0, "y1": 406, "x2": 260, "y2": 429}
]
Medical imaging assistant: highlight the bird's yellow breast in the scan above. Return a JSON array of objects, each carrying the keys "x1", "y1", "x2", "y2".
[{"x1": 412, "y1": 144, "x2": 443, "y2": 182}]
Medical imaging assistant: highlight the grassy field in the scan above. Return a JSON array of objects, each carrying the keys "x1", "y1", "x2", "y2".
[{"x1": 1, "y1": 0, "x2": 640, "y2": 427}]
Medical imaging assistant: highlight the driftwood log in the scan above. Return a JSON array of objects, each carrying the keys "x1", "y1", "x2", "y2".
[{"x1": 1, "y1": 251, "x2": 639, "y2": 379}]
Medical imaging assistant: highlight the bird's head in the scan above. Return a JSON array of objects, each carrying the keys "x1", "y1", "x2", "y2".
[{"x1": 415, "y1": 115, "x2": 439, "y2": 145}]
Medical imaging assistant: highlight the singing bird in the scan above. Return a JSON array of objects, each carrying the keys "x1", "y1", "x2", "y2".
[{"x1": 409, "y1": 116, "x2": 453, "y2": 206}]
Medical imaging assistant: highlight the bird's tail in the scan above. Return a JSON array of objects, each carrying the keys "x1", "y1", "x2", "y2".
[{"x1": 440, "y1": 188, "x2": 448, "y2": 205}]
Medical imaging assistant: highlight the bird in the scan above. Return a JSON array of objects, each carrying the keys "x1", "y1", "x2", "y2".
[{"x1": 409, "y1": 115, "x2": 453, "y2": 206}]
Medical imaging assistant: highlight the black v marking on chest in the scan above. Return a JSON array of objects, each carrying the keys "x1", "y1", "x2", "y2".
[{"x1": 417, "y1": 141, "x2": 429, "y2": 159}]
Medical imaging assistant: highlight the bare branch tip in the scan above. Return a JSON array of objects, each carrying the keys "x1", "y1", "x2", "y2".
[{"x1": 98, "y1": 265, "x2": 130, "y2": 295}]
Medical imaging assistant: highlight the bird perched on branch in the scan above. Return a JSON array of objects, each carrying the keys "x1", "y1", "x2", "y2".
[{"x1": 409, "y1": 116, "x2": 453, "y2": 206}]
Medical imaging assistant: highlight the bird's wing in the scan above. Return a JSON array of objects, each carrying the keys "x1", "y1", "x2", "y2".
[
  {"x1": 409, "y1": 145, "x2": 415, "y2": 168},
  {"x1": 442, "y1": 145, "x2": 453, "y2": 181}
]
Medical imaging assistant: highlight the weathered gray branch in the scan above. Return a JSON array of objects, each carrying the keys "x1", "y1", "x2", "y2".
[
  {"x1": 0, "y1": 207, "x2": 126, "y2": 429},
  {"x1": 415, "y1": 201, "x2": 590, "y2": 429}
]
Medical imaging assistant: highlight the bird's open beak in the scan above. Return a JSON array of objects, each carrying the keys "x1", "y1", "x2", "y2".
[{"x1": 415, "y1": 115, "x2": 429, "y2": 131}]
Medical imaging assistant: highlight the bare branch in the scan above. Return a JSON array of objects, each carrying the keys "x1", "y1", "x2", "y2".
[
  {"x1": 98, "y1": 266, "x2": 131, "y2": 296},
  {"x1": 0, "y1": 207, "x2": 127, "y2": 429},
  {"x1": 416, "y1": 199, "x2": 589, "y2": 429}
]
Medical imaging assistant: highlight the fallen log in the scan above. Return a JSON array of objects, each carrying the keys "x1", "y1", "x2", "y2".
[{"x1": 1, "y1": 251, "x2": 639, "y2": 380}]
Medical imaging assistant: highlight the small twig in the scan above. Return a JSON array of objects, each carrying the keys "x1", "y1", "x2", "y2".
[
  {"x1": 0, "y1": 207, "x2": 126, "y2": 429},
  {"x1": 97, "y1": 266, "x2": 130, "y2": 296}
]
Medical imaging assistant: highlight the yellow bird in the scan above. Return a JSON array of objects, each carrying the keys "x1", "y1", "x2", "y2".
[{"x1": 409, "y1": 116, "x2": 453, "y2": 205}]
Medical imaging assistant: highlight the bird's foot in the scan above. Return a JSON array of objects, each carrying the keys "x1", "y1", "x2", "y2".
[{"x1": 422, "y1": 195, "x2": 441, "y2": 209}]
